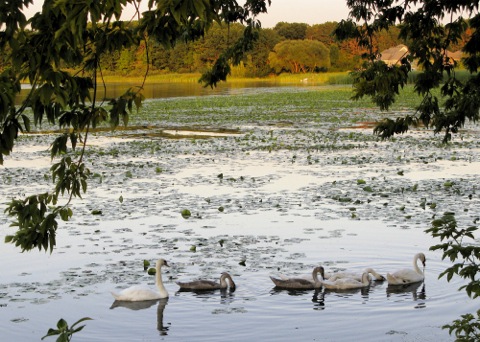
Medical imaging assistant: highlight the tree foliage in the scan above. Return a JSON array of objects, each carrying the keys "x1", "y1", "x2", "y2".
[
  {"x1": 335, "y1": 3, "x2": 480, "y2": 335},
  {"x1": 0, "y1": 0, "x2": 271, "y2": 253},
  {"x1": 12, "y1": 20, "x2": 408, "y2": 77},
  {"x1": 426, "y1": 213, "x2": 480, "y2": 340},
  {"x1": 334, "y1": 0, "x2": 480, "y2": 142},
  {"x1": 273, "y1": 22, "x2": 308, "y2": 40},
  {"x1": 269, "y1": 39, "x2": 331, "y2": 73}
]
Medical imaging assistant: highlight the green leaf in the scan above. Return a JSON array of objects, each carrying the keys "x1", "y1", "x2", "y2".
[
  {"x1": 70, "y1": 317, "x2": 93, "y2": 329},
  {"x1": 41, "y1": 328, "x2": 61, "y2": 340},
  {"x1": 57, "y1": 318, "x2": 68, "y2": 330}
]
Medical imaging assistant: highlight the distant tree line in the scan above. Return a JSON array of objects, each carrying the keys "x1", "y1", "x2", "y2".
[
  {"x1": 92, "y1": 20, "x2": 413, "y2": 77},
  {"x1": 2, "y1": 20, "x2": 468, "y2": 78}
]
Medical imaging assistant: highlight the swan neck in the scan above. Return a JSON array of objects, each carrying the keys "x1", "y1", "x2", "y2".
[
  {"x1": 413, "y1": 254, "x2": 424, "y2": 275},
  {"x1": 312, "y1": 268, "x2": 323, "y2": 283},
  {"x1": 365, "y1": 268, "x2": 379, "y2": 277},
  {"x1": 220, "y1": 274, "x2": 228, "y2": 287},
  {"x1": 220, "y1": 273, "x2": 234, "y2": 287},
  {"x1": 155, "y1": 264, "x2": 165, "y2": 290}
]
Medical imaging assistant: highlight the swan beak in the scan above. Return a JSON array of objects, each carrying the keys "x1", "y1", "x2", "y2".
[{"x1": 164, "y1": 260, "x2": 170, "y2": 267}]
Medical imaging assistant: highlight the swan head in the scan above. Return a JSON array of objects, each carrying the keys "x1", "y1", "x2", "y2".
[
  {"x1": 157, "y1": 259, "x2": 169, "y2": 268},
  {"x1": 221, "y1": 272, "x2": 236, "y2": 289},
  {"x1": 313, "y1": 266, "x2": 325, "y2": 280},
  {"x1": 364, "y1": 268, "x2": 386, "y2": 281},
  {"x1": 417, "y1": 253, "x2": 426, "y2": 267}
]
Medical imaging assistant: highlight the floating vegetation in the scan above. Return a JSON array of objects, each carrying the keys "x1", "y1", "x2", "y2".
[
  {"x1": 181, "y1": 209, "x2": 192, "y2": 219},
  {"x1": 1, "y1": 85, "x2": 480, "y2": 341}
]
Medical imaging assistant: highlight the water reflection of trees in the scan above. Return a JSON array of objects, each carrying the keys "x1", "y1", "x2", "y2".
[{"x1": 110, "y1": 298, "x2": 170, "y2": 335}]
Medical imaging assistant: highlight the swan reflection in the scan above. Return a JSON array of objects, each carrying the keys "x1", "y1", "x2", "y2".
[
  {"x1": 110, "y1": 299, "x2": 159, "y2": 310},
  {"x1": 175, "y1": 287, "x2": 236, "y2": 307},
  {"x1": 156, "y1": 298, "x2": 169, "y2": 335},
  {"x1": 312, "y1": 289, "x2": 325, "y2": 310},
  {"x1": 270, "y1": 288, "x2": 313, "y2": 296},
  {"x1": 386, "y1": 281, "x2": 426, "y2": 307},
  {"x1": 175, "y1": 287, "x2": 235, "y2": 296},
  {"x1": 110, "y1": 298, "x2": 170, "y2": 335},
  {"x1": 323, "y1": 286, "x2": 371, "y2": 297}
]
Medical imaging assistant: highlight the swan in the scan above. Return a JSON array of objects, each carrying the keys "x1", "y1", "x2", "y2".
[
  {"x1": 176, "y1": 272, "x2": 236, "y2": 290},
  {"x1": 326, "y1": 268, "x2": 386, "y2": 282},
  {"x1": 386, "y1": 252, "x2": 426, "y2": 285},
  {"x1": 321, "y1": 272, "x2": 371, "y2": 290},
  {"x1": 111, "y1": 259, "x2": 169, "y2": 301},
  {"x1": 286, "y1": 267, "x2": 385, "y2": 282},
  {"x1": 270, "y1": 266, "x2": 324, "y2": 290}
]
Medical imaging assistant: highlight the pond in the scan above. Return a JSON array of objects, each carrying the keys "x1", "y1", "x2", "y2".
[{"x1": 1, "y1": 84, "x2": 479, "y2": 341}]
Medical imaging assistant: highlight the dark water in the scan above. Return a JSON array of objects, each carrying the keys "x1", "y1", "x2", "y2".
[
  {"x1": 2, "y1": 84, "x2": 479, "y2": 341},
  {"x1": 19, "y1": 80, "x2": 311, "y2": 103},
  {"x1": 99, "y1": 81, "x2": 295, "y2": 99}
]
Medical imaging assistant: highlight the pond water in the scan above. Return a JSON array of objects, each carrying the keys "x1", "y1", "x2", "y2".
[{"x1": 1, "y1": 84, "x2": 480, "y2": 341}]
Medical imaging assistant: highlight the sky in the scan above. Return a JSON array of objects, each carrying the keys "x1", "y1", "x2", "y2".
[
  {"x1": 255, "y1": 0, "x2": 350, "y2": 27},
  {"x1": 23, "y1": 0, "x2": 351, "y2": 28}
]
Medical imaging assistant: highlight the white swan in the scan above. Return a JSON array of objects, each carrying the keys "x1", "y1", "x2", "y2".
[
  {"x1": 270, "y1": 266, "x2": 324, "y2": 290},
  {"x1": 176, "y1": 272, "x2": 236, "y2": 290},
  {"x1": 387, "y1": 253, "x2": 426, "y2": 285},
  {"x1": 321, "y1": 272, "x2": 371, "y2": 290},
  {"x1": 111, "y1": 259, "x2": 169, "y2": 301},
  {"x1": 326, "y1": 268, "x2": 386, "y2": 282}
]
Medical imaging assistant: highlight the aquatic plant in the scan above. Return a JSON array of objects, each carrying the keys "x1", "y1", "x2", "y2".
[
  {"x1": 181, "y1": 209, "x2": 192, "y2": 219},
  {"x1": 42, "y1": 317, "x2": 92, "y2": 342}
]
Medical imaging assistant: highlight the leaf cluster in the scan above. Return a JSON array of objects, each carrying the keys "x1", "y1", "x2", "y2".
[
  {"x1": 426, "y1": 212, "x2": 480, "y2": 339},
  {"x1": 443, "y1": 310, "x2": 480, "y2": 342},
  {"x1": 334, "y1": 0, "x2": 480, "y2": 142},
  {"x1": 42, "y1": 317, "x2": 92, "y2": 342},
  {"x1": 426, "y1": 213, "x2": 480, "y2": 298},
  {"x1": 4, "y1": 193, "x2": 72, "y2": 253},
  {"x1": 1, "y1": 0, "x2": 270, "y2": 253}
]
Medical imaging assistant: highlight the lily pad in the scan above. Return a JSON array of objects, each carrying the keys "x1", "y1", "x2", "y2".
[{"x1": 181, "y1": 209, "x2": 191, "y2": 218}]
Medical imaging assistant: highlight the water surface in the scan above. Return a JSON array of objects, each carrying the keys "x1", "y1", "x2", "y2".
[{"x1": 1, "y1": 84, "x2": 479, "y2": 342}]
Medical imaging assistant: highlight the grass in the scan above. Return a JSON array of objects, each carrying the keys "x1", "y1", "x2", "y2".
[
  {"x1": 100, "y1": 69, "x2": 475, "y2": 86},
  {"x1": 100, "y1": 72, "x2": 353, "y2": 85}
]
